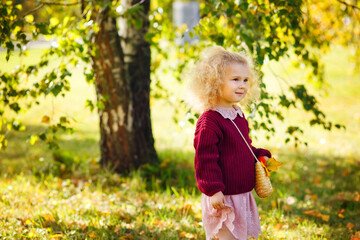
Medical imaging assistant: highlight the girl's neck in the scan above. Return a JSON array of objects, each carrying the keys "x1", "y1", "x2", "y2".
[{"x1": 215, "y1": 103, "x2": 236, "y2": 110}]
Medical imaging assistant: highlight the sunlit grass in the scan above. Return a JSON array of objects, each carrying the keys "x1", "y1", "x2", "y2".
[{"x1": 1, "y1": 45, "x2": 359, "y2": 239}]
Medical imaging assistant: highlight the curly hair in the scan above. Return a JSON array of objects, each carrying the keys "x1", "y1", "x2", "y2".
[{"x1": 185, "y1": 46, "x2": 261, "y2": 113}]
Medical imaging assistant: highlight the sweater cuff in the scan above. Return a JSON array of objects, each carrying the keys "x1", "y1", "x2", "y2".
[
  {"x1": 255, "y1": 148, "x2": 272, "y2": 159},
  {"x1": 198, "y1": 183, "x2": 225, "y2": 197}
]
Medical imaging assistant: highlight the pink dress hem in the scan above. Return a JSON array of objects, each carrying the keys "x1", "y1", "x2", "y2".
[{"x1": 201, "y1": 191, "x2": 261, "y2": 240}]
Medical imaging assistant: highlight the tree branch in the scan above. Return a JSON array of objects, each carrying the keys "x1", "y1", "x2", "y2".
[
  {"x1": 336, "y1": 0, "x2": 360, "y2": 10},
  {"x1": 132, "y1": 0, "x2": 146, "y2": 8},
  {"x1": 38, "y1": 1, "x2": 90, "y2": 6},
  {"x1": 21, "y1": 3, "x2": 45, "y2": 18}
]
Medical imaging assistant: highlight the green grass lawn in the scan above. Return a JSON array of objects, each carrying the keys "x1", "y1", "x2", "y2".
[{"x1": 0, "y1": 45, "x2": 359, "y2": 239}]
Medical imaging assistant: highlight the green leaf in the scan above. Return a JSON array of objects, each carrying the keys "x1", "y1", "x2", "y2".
[
  {"x1": 9, "y1": 103, "x2": 21, "y2": 113},
  {"x1": 50, "y1": 83, "x2": 63, "y2": 97},
  {"x1": 85, "y1": 99, "x2": 95, "y2": 111},
  {"x1": 97, "y1": 101, "x2": 105, "y2": 110}
]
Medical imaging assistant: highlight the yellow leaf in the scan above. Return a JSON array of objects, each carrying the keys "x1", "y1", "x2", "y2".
[
  {"x1": 50, "y1": 17, "x2": 59, "y2": 27},
  {"x1": 338, "y1": 213, "x2": 345, "y2": 218},
  {"x1": 29, "y1": 135, "x2": 38, "y2": 145},
  {"x1": 25, "y1": 15, "x2": 34, "y2": 23},
  {"x1": 320, "y1": 214, "x2": 330, "y2": 221},
  {"x1": 261, "y1": 161, "x2": 271, "y2": 177},
  {"x1": 50, "y1": 234, "x2": 63, "y2": 240},
  {"x1": 154, "y1": 13, "x2": 162, "y2": 21},
  {"x1": 41, "y1": 115, "x2": 50, "y2": 124},
  {"x1": 25, "y1": 219, "x2": 33, "y2": 225},
  {"x1": 89, "y1": 233, "x2": 97, "y2": 238},
  {"x1": 28, "y1": 230, "x2": 36, "y2": 237},
  {"x1": 43, "y1": 214, "x2": 54, "y2": 222},
  {"x1": 7, "y1": 166, "x2": 14, "y2": 173},
  {"x1": 267, "y1": 157, "x2": 283, "y2": 171},
  {"x1": 15, "y1": 4, "x2": 22, "y2": 10}
]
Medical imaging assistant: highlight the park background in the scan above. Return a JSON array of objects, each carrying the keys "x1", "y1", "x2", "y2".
[{"x1": 1, "y1": 0, "x2": 360, "y2": 239}]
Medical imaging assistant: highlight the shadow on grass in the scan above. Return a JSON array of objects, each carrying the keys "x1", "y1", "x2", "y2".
[
  {"x1": 0, "y1": 124, "x2": 99, "y2": 175},
  {"x1": 0, "y1": 124, "x2": 197, "y2": 192}
]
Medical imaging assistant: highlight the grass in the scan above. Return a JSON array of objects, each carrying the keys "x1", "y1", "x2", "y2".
[{"x1": 0, "y1": 45, "x2": 360, "y2": 239}]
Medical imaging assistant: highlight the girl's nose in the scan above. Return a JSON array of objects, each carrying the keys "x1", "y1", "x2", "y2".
[{"x1": 238, "y1": 82, "x2": 246, "y2": 88}]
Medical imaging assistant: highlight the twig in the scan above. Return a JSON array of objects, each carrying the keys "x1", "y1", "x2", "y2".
[
  {"x1": 132, "y1": 0, "x2": 145, "y2": 8},
  {"x1": 38, "y1": 1, "x2": 86, "y2": 6},
  {"x1": 21, "y1": 3, "x2": 45, "y2": 18},
  {"x1": 336, "y1": 0, "x2": 360, "y2": 10}
]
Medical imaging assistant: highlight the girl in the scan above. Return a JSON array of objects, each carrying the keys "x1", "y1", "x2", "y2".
[{"x1": 188, "y1": 46, "x2": 272, "y2": 240}]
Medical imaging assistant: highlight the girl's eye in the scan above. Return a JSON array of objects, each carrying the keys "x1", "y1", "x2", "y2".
[
  {"x1": 244, "y1": 78, "x2": 248, "y2": 82},
  {"x1": 232, "y1": 78, "x2": 238, "y2": 81}
]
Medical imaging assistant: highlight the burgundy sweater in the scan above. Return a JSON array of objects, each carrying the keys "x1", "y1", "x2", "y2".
[{"x1": 194, "y1": 109, "x2": 271, "y2": 196}]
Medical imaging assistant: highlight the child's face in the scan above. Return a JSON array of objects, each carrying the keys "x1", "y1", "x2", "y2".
[{"x1": 218, "y1": 62, "x2": 249, "y2": 108}]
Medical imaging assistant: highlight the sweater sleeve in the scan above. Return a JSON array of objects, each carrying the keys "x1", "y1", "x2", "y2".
[
  {"x1": 194, "y1": 123, "x2": 225, "y2": 196},
  {"x1": 245, "y1": 118, "x2": 272, "y2": 159}
]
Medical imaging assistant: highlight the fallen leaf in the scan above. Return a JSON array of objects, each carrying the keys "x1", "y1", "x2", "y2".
[
  {"x1": 25, "y1": 219, "x2": 33, "y2": 225},
  {"x1": 274, "y1": 223, "x2": 283, "y2": 231},
  {"x1": 119, "y1": 236, "x2": 134, "y2": 240},
  {"x1": 180, "y1": 232, "x2": 197, "y2": 239},
  {"x1": 50, "y1": 234, "x2": 63, "y2": 240},
  {"x1": 310, "y1": 194, "x2": 318, "y2": 200},
  {"x1": 43, "y1": 214, "x2": 54, "y2": 222},
  {"x1": 259, "y1": 214, "x2": 266, "y2": 219},
  {"x1": 347, "y1": 223, "x2": 355, "y2": 230},
  {"x1": 321, "y1": 214, "x2": 330, "y2": 222},
  {"x1": 41, "y1": 115, "x2": 50, "y2": 124},
  {"x1": 303, "y1": 210, "x2": 317, "y2": 216},
  {"x1": 313, "y1": 177, "x2": 321, "y2": 184},
  {"x1": 354, "y1": 192, "x2": 360, "y2": 202},
  {"x1": 338, "y1": 213, "x2": 345, "y2": 218},
  {"x1": 28, "y1": 230, "x2": 36, "y2": 237},
  {"x1": 271, "y1": 200, "x2": 277, "y2": 208}
]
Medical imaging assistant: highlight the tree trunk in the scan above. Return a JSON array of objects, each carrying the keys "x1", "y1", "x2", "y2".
[{"x1": 90, "y1": 0, "x2": 157, "y2": 173}]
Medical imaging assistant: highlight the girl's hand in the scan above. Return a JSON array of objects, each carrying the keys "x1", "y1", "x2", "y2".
[{"x1": 210, "y1": 191, "x2": 227, "y2": 210}]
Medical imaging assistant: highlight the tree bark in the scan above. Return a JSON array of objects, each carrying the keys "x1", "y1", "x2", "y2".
[{"x1": 90, "y1": 0, "x2": 157, "y2": 173}]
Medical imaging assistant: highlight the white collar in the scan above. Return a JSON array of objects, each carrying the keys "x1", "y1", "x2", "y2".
[{"x1": 214, "y1": 105, "x2": 243, "y2": 120}]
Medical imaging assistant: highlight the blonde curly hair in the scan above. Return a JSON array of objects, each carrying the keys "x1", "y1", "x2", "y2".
[{"x1": 186, "y1": 46, "x2": 261, "y2": 113}]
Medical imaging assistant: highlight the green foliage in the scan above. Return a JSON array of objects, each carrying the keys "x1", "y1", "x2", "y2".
[
  {"x1": 149, "y1": 0, "x2": 355, "y2": 144},
  {"x1": 1, "y1": 0, "x2": 358, "y2": 151}
]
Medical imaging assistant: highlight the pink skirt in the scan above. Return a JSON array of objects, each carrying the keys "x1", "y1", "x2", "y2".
[{"x1": 201, "y1": 191, "x2": 261, "y2": 240}]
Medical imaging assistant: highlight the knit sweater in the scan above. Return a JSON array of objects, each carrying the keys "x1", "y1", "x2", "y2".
[{"x1": 194, "y1": 106, "x2": 272, "y2": 196}]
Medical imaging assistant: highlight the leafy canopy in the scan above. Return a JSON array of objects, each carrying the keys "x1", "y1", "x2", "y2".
[{"x1": 1, "y1": 0, "x2": 357, "y2": 149}]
